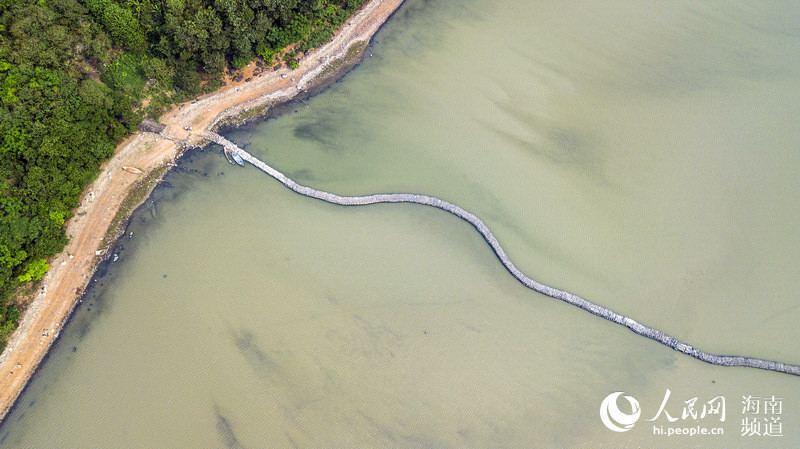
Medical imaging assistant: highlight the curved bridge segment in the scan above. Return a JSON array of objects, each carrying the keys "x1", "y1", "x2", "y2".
[{"x1": 201, "y1": 131, "x2": 800, "y2": 377}]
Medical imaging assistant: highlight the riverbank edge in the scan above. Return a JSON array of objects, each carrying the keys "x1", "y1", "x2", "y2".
[
  {"x1": 0, "y1": 0, "x2": 405, "y2": 423},
  {"x1": 101, "y1": 39, "x2": 372, "y2": 250}
]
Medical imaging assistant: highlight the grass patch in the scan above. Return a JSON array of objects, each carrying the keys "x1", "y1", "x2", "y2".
[
  {"x1": 102, "y1": 163, "x2": 171, "y2": 248},
  {"x1": 319, "y1": 41, "x2": 368, "y2": 79},
  {"x1": 213, "y1": 100, "x2": 277, "y2": 129}
]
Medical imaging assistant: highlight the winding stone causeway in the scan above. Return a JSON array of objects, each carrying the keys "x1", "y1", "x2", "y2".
[{"x1": 202, "y1": 131, "x2": 800, "y2": 376}]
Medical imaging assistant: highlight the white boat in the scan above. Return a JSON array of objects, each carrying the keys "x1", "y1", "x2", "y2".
[{"x1": 231, "y1": 151, "x2": 245, "y2": 166}]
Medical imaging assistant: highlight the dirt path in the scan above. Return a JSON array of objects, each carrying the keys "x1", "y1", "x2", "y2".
[{"x1": 0, "y1": 0, "x2": 405, "y2": 422}]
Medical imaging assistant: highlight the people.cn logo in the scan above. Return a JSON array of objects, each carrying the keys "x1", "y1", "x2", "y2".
[{"x1": 600, "y1": 392, "x2": 641, "y2": 432}]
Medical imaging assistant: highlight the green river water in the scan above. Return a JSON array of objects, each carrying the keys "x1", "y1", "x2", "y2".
[{"x1": 1, "y1": 0, "x2": 799, "y2": 447}]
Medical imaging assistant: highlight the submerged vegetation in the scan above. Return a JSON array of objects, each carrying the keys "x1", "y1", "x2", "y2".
[{"x1": 0, "y1": 0, "x2": 368, "y2": 348}]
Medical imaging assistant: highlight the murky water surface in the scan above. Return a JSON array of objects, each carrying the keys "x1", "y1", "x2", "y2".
[{"x1": 2, "y1": 0, "x2": 799, "y2": 447}]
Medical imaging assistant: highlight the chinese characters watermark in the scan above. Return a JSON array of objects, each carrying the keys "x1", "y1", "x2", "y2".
[
  {"x1": 600, "y1": 389, "x2": 790, "y2": 439},
  {"x1": 741, "y1": 395, "x2": 783, "y2": 437}
]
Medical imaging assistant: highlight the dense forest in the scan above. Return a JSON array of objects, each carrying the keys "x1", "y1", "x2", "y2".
[{"x1": 0, "y1": 0, "x2": 367, "y2": 345}]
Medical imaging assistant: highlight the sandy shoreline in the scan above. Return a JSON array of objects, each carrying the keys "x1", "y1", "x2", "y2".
[{"x1": 0, "y1": 0, "x2": 405, "y2": 422}]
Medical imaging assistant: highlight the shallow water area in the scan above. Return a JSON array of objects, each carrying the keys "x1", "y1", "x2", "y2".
[{"x1": 1, "y1": 0, "x2": 799, "y2": 447}]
